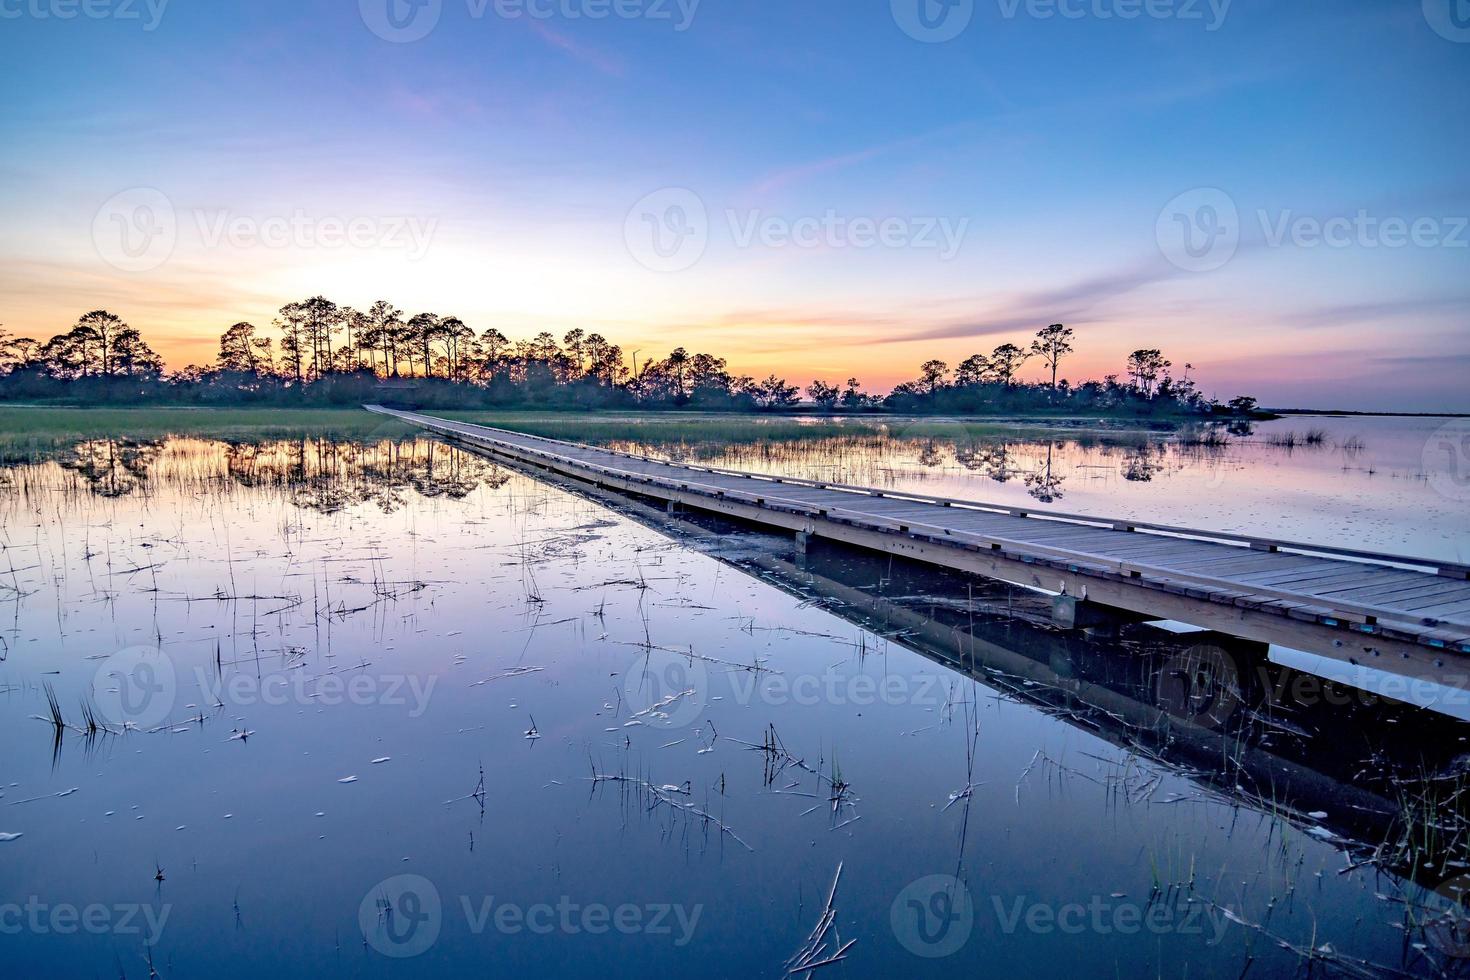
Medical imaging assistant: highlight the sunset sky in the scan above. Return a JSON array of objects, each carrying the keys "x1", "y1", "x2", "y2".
[{"x1": 1, "y1": 0, "x2": 1467, "y2": 410}]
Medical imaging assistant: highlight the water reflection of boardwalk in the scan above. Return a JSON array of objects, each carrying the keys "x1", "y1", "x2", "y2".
[{"x1": 368, "y1": 407, "x2": 1470, "y2": 675}]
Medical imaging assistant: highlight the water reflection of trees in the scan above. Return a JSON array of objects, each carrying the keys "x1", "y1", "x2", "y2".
[
  {"x1": 955, "y1": 443, "x2": 1021, "y2": 484},
  {"x1": 57, "y1": 439, "x2": 161, "y2": 498},
  {"x1": 1, "y1": 436, "x2": 509, "y2": 511},
  {"x1": 225, "y1": 438, "x2": 508, "y2": 512},
  {"x1": 532, "y1": 429, "x2": 1232, "y2": 501},
  {"x1": 1121, "y1": 443, "x2": 1165, "y2": 483},
  {"x1": 1023, "y1": 444, "x2": 1065, "y2": 502}
]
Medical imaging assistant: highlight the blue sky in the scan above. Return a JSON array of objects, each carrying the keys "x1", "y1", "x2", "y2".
[{"x1": 1, "y1": 0, "x2": 1467, "y2": 409}]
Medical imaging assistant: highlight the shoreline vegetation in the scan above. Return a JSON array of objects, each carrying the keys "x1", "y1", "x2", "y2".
[
  {"x1": 0, "y1": 303, "x2": 1275, "y2": 422},
  {"x1": 0, "y1": 405, "x2": 1188, "y2": 441}
]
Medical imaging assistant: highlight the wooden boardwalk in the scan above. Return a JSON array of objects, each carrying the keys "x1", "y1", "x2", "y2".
[{"x1": 367, "y1": 406, "x2": 1470, "y2": 675}]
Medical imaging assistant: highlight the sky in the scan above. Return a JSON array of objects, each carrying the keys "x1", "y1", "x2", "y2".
[{"x1": 0, "y1": 0, "x2": 1467, "y2": 410}]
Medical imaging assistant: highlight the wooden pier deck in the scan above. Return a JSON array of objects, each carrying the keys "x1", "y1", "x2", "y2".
[{"x1": 368, "y1": 406, "x2": 1470, "y2": 677}]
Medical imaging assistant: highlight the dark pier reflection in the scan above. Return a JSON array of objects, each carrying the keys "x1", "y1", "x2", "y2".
[{"x1": 600, "y1": 484, "x2": 1470, "y2": 899}]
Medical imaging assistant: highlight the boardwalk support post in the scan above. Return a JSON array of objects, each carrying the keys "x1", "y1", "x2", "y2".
[{"x1": 1053, "y1": 595, "x2": 1129, "y2": 630}]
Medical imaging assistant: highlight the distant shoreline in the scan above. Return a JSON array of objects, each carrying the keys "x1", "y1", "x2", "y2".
[
  {"x1": 1, "y1": 402, "x2": 1462, "y2": 422},
  {"x1": 1269, "y1": 409, "x2": 1469, "y2": 418}
]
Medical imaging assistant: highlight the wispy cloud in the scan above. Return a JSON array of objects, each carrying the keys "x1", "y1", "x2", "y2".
[
  {"x1": 887, "y1": 261, "x2": 1177, "y2": 344},
  {"x1": 746, "y1": 122, "x2": 974, "y2": 198},
  {"x1": 526, "y1": 21, "x2": 625, "y2": 78},
  {"x1": 1284, "y1": 295, "x2": 1470, "y2": 329}
]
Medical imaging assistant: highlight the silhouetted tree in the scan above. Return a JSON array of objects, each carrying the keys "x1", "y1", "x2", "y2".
[
  {"x1": 754, "y1": 374, "x2": 799, "y2": 409},
  {"x1": 218, "y1": 322, "x2": 267, "y2": 373},
  {"x1": 807, "y1": 380, "x2": 839, "y2": 410},
  {"x1": 1030, "y1": 323, "x2": 1073, "y2": 390},
  {"x1": 989, "y1": 343, "x2": 1029, "y2": 387},
  {"x1": 1228, "y1": 395, "x2": 1259, "y2": 415},
  {"x1": 918, "y1": 359, "x2": 949, "y2": 396},
  {"x1": 1126, "y1": 349, "x2": 1170, "y2": 398},
  {"x1": 954, "y1": 353, "x2": 991, "y2": 388}
]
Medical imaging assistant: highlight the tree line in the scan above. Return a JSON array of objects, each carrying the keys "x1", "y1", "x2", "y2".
[{"x1": 0, "y1": 300, "x2": 1259, "y2": 417}]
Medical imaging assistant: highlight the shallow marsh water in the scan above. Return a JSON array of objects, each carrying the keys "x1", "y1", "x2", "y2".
[{"x1": 1, "y1": 413, "x2": 1469, "y2": 978}]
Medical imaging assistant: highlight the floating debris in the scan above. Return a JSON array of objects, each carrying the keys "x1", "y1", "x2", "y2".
[
  {"x1": 473, "y1": 666, "x2": 546, "y2": 687},
  {"x1": 338, "y1": 776, "x2": 359, "y2": 784},
  {"x1": 9, "y1": 787, "x2": 79, "y2": 806},
  {"x1": 0, "y1": 833, "x2": 22, "y2": 842},
  {"x1": 785, "y1": 862, "x2": 855, "y2": 975}
]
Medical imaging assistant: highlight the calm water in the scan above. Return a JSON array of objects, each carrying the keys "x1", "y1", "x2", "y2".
[{"x1": 2, "y1": 415, "x2": 1469, "y2": 978}]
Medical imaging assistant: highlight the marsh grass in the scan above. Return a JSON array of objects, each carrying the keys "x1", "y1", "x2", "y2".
[
  {"x1": 0, "y1": 406, "x2": 410, "y2": 442},
  {"x1": 435, "y1": 410, "x2": 1171, "y2": 446}
]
